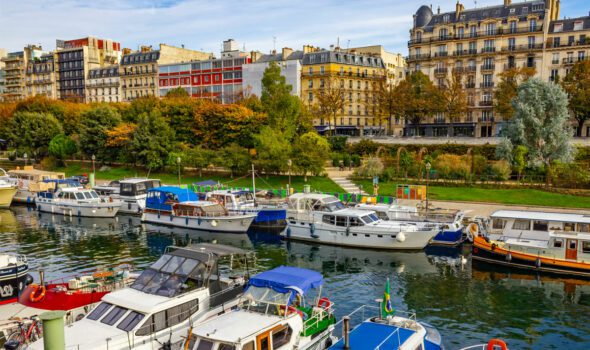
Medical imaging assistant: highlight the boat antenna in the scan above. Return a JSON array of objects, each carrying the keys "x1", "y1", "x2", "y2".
[{"x1": 251, "y1": 163, "x2": 256, "y2": 206}]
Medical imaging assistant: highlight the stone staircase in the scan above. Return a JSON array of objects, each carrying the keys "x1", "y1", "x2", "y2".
[{"x1": 330, "y1": 176, "x2": 368, "y2": 195}]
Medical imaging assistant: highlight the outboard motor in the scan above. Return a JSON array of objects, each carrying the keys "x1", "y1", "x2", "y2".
[{"x1": 4, "y1": 340, "x2": 20, "y2": 350}]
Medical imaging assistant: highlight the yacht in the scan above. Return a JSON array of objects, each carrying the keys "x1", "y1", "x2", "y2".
[
  {"x1": 28, "y1": 243, "x2": 255, "y2": 350},
  {"x1": 0, "y1": 169, "x2": 17, "y2": 208},
  {"x1": 36, "y1": 186, "x2": 121, "y2": 218},
  {"x1": 142, "y1": 187, "x2": 257, "y2": 233},
  {"x1": 206, "y1": 189, "x2": 287, "y2": 231},
  {"x1": 355, "y1": 203, "x2": 465, "y2": 246},
  {"x1": 182, "y1": 265, "x2": 335, "y2": 350},
  {"x1": 283, "y1": 193, "x2": 438, "y2": 250},
  {"x1": 4, "y1": 167, "x2": 65, "y2": 204},
  {"x1": 94, "y1": 178, "x2": 161, "y2": 215}
]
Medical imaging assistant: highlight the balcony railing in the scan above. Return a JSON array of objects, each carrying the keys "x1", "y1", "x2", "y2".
[
  {"x1": 501, "y1": 43, "x2": 543, "y2": 52},
  {"x1": 503, "y1": 64, "x2": 517, "y2": 71},
  {"x1": 407, "y1": 26, "x2": 543, "y2": 46},
  {"x1": 481, "y1": 47, "x2": 496, "y2": 53},
  {"x1": 434, "y1": 67, "x2": 448, "y2": 75},
  {"x1": 406, "y1": 53, "x2": 431, "y2": 61},
  {"x1": 434, "y1": 52, "x2": 449, "y2": 58},
  {"x1": 453, "y1": 67, "x2": 464, "y2": 73},
  {"x1": 465, "y1": 83, "x2": 476, "y2": 89},
  {"x1": 479, "y1": 100, "x2": 494, "y2": 107},
  {"x1": 546, "y1": 39, "x2": 589, "y2": 48},
  {"x1": 563, "y1": 57, "x2": 588, "y2": 65},
  {"x1": 478, "y1": 116, "x2": 495, "y2": 122},
  {"x1": 480, "y1": 82, "x2": 495, "y2": 88},
  {"x1": 480, "y1": 64, "x2": 495, "y2": 71},
  {"x1": 465, "y1": 66, "x2": 477, "y2": 73}
]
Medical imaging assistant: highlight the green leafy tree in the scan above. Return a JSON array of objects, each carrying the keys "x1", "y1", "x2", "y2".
[
  {"x1": 357, "y1": 156, "x2": 384, "y2": 178},
  {"x1": 314, "y1": 77, "x2": 346, "y2": 135},
  {"x1": 121, "y1": 96, "x2": 160, "y2": 123},
  {"x1": 394, "y1": 72, "x2": 442, "y2": 135},
  {"x1": 8, "y1": 111, "x2": 62, "y2": 159},
  {"x1": 254, "y1": 126, "x2": 291, "y2": 175},
  {"x1": 48, "y1": 134, "x2": 77, "y2": 166},
  {"x1": 132, "y1": 110, "x2": 176, "y2": 170},
  {"x1": 399, "y1": 151, "x2": 415, "y2": 179},
  {"x1": 293, "y1": 132, "x2": 330, "y2": 181},
  {"x1": 187, "y1": 146, "x2": 215, "y2": 177},
  {"x1": 561, "y1": 60, "x2": 590, "y2": 137},
  {"x1": 160, "y1": 98, "x2": 197, "y2": 145},
  {"x1": 165, "y1": 87, "x2": 190, "y2": 99},
  {"x1": 493, "y1": 67, "x2": 535, "y2": 121},
  {"x1": 78, "y1": 105, "x2": 122, "y2": 162},
  {"x1": 500, "y1": 78, "x2": 573, "y2": 186},
  {"x1": 221, "y1": 143, "x2": 252, "y2": 178}
]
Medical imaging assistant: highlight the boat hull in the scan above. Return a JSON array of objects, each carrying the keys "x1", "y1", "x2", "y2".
[
  {"x1": 430, "y1": 228, "x2": 464, "y2": 246},
  {"x1": 117, "y1": 199, "x2": 145, "y2": 215},
  {"x1": 0, "y1": 263, "x2": 31, "y2": 305},
  {"x1": 36, "y1": 201, "x2": 121, "y2": 218},
  {"x1": 18, "y1": 283, "x2": 109, "y2": 312},
  {"x1": 282, "y1": 222, "x2": 435, "y2": 250},
  {"x1": 0, "y1": 187, "x2": 17, "y2": 208},
  {"x1": 142, "y1": 211, "x2": 256, "y2": 233},
  {"x1": 472, "y1": 236, "x2": 590, "y2": 278},
  {"x1": 12, "y1": 189, "x2": 38, "y2": 204}
]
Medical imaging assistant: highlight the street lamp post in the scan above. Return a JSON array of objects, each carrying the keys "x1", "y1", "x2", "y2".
[
  {"x1": 425, "y1": 162, "x2": 431, "y2": 215},
  {"x1": 177, "y1": 157, "x2": 181, "y2": 186},
  {"x1": 23, "y1": 153, "x2": 27, "y2": 167},
  {"x1": 91, "y1": 154, "x2": 96, "y2": 175},
  {"x1": 287, "y1": 159, "x2": 292, "y2": 189}
]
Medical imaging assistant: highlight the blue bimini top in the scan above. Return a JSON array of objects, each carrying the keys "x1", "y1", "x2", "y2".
[
  {"x1": 329, "y1": 321, "x2": 417, "y2": 350},
  {"x1": 146, "y1": 186, "x2": 199, "y2": 211},
  {"x1": 248, "y1": 266, "x2": 323, "y2": 295}
]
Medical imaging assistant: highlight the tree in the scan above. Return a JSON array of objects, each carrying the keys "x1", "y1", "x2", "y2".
[
  {"x1": 254, "y1": 126, "x2": 292, "y2": 174},
  {"x1": 500, "y1": 78, "x2": 573, "y2": 186},
  {"x1": 8, "y1": 111, "x2": 62, "y2": 159},
  {"x1": 186, "y1": 146, "x2": 215, "y2": 177},
  {"x1": 293, "y1": 132, "x2": 330, "y2": 181},
  {"x1": 160, "y1": 98, "x2": 197, "y2": 144},
  {"x1": 561, "y1": 60, "x2": 590, "y2": 137},
  {"x1": 132, "y1": 110, "x2": 176, "y2": 170},
  {"x1": 357, "y1": 156, "x2": 384, "y2": 178},
  {"x1": 221, "y1": 143, "x2": 252, "y2": 178},
  {"x1": 165, "y1": 87, "x2": 190, "y2": 99},
  {"x1": 314, "y1": 77, "x2": 346, "y2": 135},
  {"x1": 441, "y1": 70, "x2": 468, "y2": 123},
  {"x1": 78, "y1": 105, "x2": 122, "y2": 162},
  {"x1": 105, "y1": 123, "x2": 137, "y2": 164},
  {"x1": 493, "y1": 67, "x2": 535, "y2": 121},
  {"x1": 375, "y1": 81, "x2": 401, "y2": 136},
  {"x1": 394, "y1": 72, "x2": 442, "y2": 136},
  {"x1": 48, "y1": 134, "x2": 77, "y2": 166}
]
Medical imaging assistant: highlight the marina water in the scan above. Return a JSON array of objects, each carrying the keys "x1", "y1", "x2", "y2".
[{"x1": 1, "y1": 206, "x2": 589, "y2": 349}]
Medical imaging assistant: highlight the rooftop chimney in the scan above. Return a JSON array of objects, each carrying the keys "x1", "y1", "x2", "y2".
[
  {"x1": 504, "y1": 0, "x2": 512, "y2": 6},
  {"x1": 437, "y1": 6, "x2": 440, "y2": 14},
  {"x1": 456, "y1": 1, "x2": 464, "y2": 20},
  {"x1": 282, "y1": 47, "x2": 293, "y2": 59}
]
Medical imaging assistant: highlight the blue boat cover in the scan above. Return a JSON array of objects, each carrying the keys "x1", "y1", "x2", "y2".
[
  {"x1": 146, "y1": 186, "x2": 199, "y2": 211},
  {"x1": 329, "y1": 321, "x2": 417, "y2": 350},
  {"x1": 248, "y1": 266, "x2": 323, "y2": 295},
  {"x1": 193, "y1": 180, "x2": 219, "y2": 186}
]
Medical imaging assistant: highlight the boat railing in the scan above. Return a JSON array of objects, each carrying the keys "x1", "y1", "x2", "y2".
[
  {"x1": 457, "y1": 344, "x2": 487, "y2": 350},
  {"x1": 332, "y1": 305, "x2": 416, "y2": 338},
  {"x1": 302, "y1": 301, "x2": 335, "y2": 335}
]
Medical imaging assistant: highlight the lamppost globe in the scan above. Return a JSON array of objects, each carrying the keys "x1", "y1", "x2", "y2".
[
  {"x1": 91, "y1": 154, "x2": 95, "y2": 161},
  {"x1": 23, "y1": 153, "x2": 27, "y2": 166},
  {"x1": 425, "y1": 162, "x2": 431, "y2": 172}
]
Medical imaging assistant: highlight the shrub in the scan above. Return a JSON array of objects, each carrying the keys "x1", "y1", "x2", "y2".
[
  {"x1": 381, "y1": 167, "x2": 397, "y2": 182},
  {"x1": 491, "y1": 160, "x2": 512, "y2": 181},
  {"x1": 433, "y1": 154, "x2": 470, "y2": 180},
  {"x1": 327, "y1": 136, "x2": 348, "y2": 152},
  {"x1": 332, "y1": 154, "x2": 341, "y2": 167},
  {"x1": 356, "y1": 156, "x2": 384, "y2": 178},
  {"x1": 342, "y1": 153, "x2": 351, "y2": 167},
  {"x1": 351, "y1": 154, "x2": 361, "y2": 167},
  {"x1": 350, "y1": 139, "x2": 379, "y2": 155},
  {"x1": 551, "y1": 162, "x2": 590, "y2": 188}
]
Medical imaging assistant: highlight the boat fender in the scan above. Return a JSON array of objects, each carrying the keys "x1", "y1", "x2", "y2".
[
  {"x1": 29, "y1": 284, "x2": 46, "y2": 303},
  {"x1": 346, "y1": 227, "x2": 350, "y2": 236},
  {"x1": 396, "y1": 232, "x2": 406, "y2": 242},
  {"x1": 75, "y1": 313, "x2": 86, "y2": 322},
  {"x1": 211, "y1": 220, "x2": 218, "y2": 227},
  {"x1": 197, "y1": 218, "x2": 202, "y2": 226},
  {"x1": 491, "y1": 243, "x2": 497, "y2": 251},
  {"x1": 486, "y1": 339, "x2": 508, "y2": 350},
  {"x1": 310, "y1": 223, "x2": 315, "y2": 234},
  {"x1": 286, "y1": 227, "x2": 291, "y2": 238},
  {"x1": 325, "y1": 338, "x2": 333, "y2": 348},
  {"x1": 535, "y1": 258, "x2": 542, "y2": 268},
  {"x1": 505, "y1": 253, "x2": 512, "y2": 262}
]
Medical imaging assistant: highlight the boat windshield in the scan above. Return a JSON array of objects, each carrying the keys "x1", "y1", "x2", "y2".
[
  {"x1": 241, "y1": 286, "x2": 292, "y2": 316},
  {"x1": 131, "y1": 253, "x2": 207, "y2": 297},
  {"x1": 235, "y1": 192, "x2": 254, "y2": 203},
  {"x1": 361, "y1": 214, "x2": 379, "y2": 224},
  {"x1": 323, "y1": 200, "x2": 345, "y2": 212}
]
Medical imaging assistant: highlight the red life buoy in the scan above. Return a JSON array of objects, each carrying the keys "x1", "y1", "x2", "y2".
[
  {"x1": 317, "y1": 297, "x2": 332, "y2": 310},
  {"x1": 487, "y1": 339, "x2": 508, "y2": 350},
  {"x1": 29, "y1": 284, "x2": 46, "y2": 303}
]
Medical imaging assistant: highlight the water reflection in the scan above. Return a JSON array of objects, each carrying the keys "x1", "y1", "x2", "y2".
[{"x1": 0, "y1": 207, "x2": 588, "y2": 349}]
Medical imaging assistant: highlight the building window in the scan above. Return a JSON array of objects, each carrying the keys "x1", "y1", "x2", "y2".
[
  {"x1": 552, "y1": 53, "x2": 559, "y2": 65},
  {"x1": 320, "y1": 66, "x2": 325, "y2": 74},
  {"x1": 509, "y1": 21, "x2": 517, "y2": 34},
  {"x1": 554, "y1": 23, "x2": 563, "y2": 33},
  {"x1": 457, "y1": 27, "x2": 464, "y2": 39},
  {"x1": 470, "y1": 26, "x2": 477, "y2": 38},
  {"x1": 308, "y1": 80, "x2": 313, "y2": 88},
  {"x1": 308, "y1": 92, "x2": 313, "y2": 101},
  {"x1": 579, "y1": 51, "x2": 586, "y2": 61},
  {"x1": 574, "y1": 21, "x2": 584, "y2": 31},
  {"x1": 529, "y1": 19, "x2": 537, "y2": 31},
  {"x1": 553, "y1": 37, "x2": 561, "y2": 48},
  {"x1": 308, "y1": 67, "x2": 313, "y2": 75},
  {"x1": 528, "y1": 36, "x2": 536, "y2": 49},
  {"x1": 486, "y1": 23, "x2": 496, "y2": 36}
]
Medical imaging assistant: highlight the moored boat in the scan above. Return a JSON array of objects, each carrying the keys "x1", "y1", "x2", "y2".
[
  {"x1": 356, "y1": 202, "x2": 465, "y2": 246},
  {"x1": 283, "y1": 193, "x2": 438, "y2": 249},
  {"x1": 36, "y1": 186, "x2": 121, "y2": 218},
  {"x1": 0, "y1": 169, "x2": 17, "y2": 208},
  {"x1": 142, "y1": 187, "x2": 257, "y2": 233},
  {"x1": 28, "y1": 243, "x2": 255, "y2": 350},
  {"x1": 4, "y1": 167, "x2": 66, "y2": 204},
  {"x1": 95, "y1": 178, "x2": 161, "y2": 215},
  {"x1": 0, "y1": 254, "x2": 32, "y2": 306},
  {"x1": 182, "y1": 265, "x2": 335, "y2": 350}
]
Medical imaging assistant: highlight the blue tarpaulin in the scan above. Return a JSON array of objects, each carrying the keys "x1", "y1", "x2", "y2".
[
  {"x1": 146, "y1": 186, "x2": 199, "y2": 211},
  {"x1": 248, "y1": 266, "x2": 323, "y2": 295},
  {"x1": 193, "y1": 180, "x2": 219, "y2": 186}
]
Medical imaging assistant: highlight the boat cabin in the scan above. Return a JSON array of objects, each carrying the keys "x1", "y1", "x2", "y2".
[
  {"x1": 145, "y1": 186, "x2": 199, "y2": 212},
  {"x1": 287, "y1": 193, "x2": 346, "y2": 213},
  {"x1": 7, "y1": 167, "x2": 65, "y2": 182},
  {"x1": 488, "y1": 210, "x2": 590, "y2": 240},
  {"x1": 206, "y1": 190, "x2": 255, "y2": 209},
  {"x1": 173, "y1": 201, "x2": 229, "y2": 217},
  {"x1": 119, "y1": 178, "x2": 161, "y2": 197},
  {"x1": 38, "y1": 187, "x2": 101, "y2": 202}
]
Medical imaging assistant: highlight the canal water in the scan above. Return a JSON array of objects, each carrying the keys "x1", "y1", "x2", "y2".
[{"x1": 1, "y1": 206, "x2": 589, "y2": 349}]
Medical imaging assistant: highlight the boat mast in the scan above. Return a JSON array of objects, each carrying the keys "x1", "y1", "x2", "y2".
[{"x1": 252, "y1": 163, "x2": 256, "y2": 206}]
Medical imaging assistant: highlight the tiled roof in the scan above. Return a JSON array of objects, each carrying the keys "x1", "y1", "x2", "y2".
[
  {"x1": 121, "y1": 50, "x2": 160, "y2": 65},
  {"x1": 256, "y1": 50, "x2": 304, "y2": 63},
  {"x1": 302, "y1": 50, "x2": 384, "y2": 68},
  {"x1": 549, "y1": 16, "x2": 590, "y2": 33}
]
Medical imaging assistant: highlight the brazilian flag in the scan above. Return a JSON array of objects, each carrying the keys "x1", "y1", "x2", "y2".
[{"x1": 381, "y1": 278, "x2": 395, "y2": 318}]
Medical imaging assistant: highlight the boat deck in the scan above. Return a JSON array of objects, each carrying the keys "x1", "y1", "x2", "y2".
[
  {"x1": 329, "y1": 321, "x2": 416, "y2": 350},
  {"x1": 0, "y1": 302, "x2": 46, "y2": 338}
]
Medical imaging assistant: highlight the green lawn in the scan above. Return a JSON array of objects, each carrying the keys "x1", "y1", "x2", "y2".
[
  {"x1": 353, "y1": 179, "x2": 590, "y2": 209},
  {"x1": 56, "y1": 163, "x2": 344, "y2": 193}
]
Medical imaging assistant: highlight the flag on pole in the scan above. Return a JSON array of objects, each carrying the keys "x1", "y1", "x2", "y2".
[{"x1": 381, "y1": 278, "x2": 395, "y2": 318}]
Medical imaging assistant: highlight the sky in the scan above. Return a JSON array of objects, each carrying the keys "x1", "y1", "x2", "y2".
[{"x1": 0, "y1": 0, "x2": 588, "y2": 56}]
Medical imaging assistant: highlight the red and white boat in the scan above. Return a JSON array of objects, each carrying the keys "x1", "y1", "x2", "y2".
[{"x1": 18, "y1": 265, "x2": 135, "y2": 322}]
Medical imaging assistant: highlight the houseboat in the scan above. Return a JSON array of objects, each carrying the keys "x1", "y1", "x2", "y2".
[
  {"x1": 142, "y1": 187, "x2": 257, "y2": 233},
  {"x1": 182, "y1": 265, "x2": 335, "y2": 350},
  {"x1": 356, "y1": 203, "x2": 465, "y2": 246},
  {"x1": 28, "y1": 243, "x2": 254, "y2": 350},
  {"x1": 471, "y1": 211, "x2": 590, "y2": 277},
  {"x1": 283, "y1": 193, "x2": 438, "y2": 250},
  {"x1": 206, "y1": 189, "x2": 287, "y2": 231},
  {"x1": 95, "y1": 178, "x2": 161, "y2": 214},
  {"x1": 36, "y1": 187, "x2": 121, "y2": 218},
  {"x1": 5, "y1": 167, "x2": 65, "y2": 204},
  {"x1": 0, "y1": 254, "x2": 32, "y2": 306},
  {"x1": 0, "y1": 169, "x2": 17, "y2": 208}
]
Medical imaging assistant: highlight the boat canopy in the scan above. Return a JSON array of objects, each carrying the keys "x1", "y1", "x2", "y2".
[
  {"x1": 248, "y1": 266, "x2": 323, "y2": 295},
  {"x1": 146, "y1": 186, "x2": 199, "y2": 211}
]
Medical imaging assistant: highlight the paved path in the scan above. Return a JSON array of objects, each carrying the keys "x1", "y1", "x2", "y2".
[{"x1": 325, "y1": 167, "x2": 368, "y2": 195}]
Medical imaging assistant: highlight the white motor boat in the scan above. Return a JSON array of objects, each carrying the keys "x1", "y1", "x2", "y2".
[
  {"x1": 182, "y1": 266, "x2": 335, "y2": 350},
  {"x1": 142, "y1": 187, "x2": 257, "y2": 233},
  {"x1": 95, "y1": 178, "x2": 161, "y2": 215},
  {"x1": 28, "y1": 243, "x2": 254, "y2": 350},
  {"x1": 36, "y1": 186, "x2": 121, "y2": 218},
  {"x1": 283, "y1": 193, "x2": 438, "y2": 250},
  {"x1": 4, "y1": 167, "x2": 65, "y2": 204},
  {"x1": 0, "y1": 168, "x2": 17, "y2": 208}
]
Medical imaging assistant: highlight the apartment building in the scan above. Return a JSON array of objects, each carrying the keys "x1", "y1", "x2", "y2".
[
  {"x1": 0, "y1": 49, "x2": 6, "y2": 101},
  {"x1": 241, "y1": 47, "x2": 303, "y2": 98},
  {"x1": 1, "y1": 45, "x2": 44, "y2": 101},
  {"x1": 301, "y1": 46, "x2": 387, "y2": 136},
  {"x1": 55, "y1": 36, "x2": 121, "y2": 102},
  {"x1": 87, "y1": 66, "x2": 121, "y2": 103},
  {"x1": 25, "y1": 52, "x2": 58, "y2": 99},
  {"x1": 349, "y1": 45, "x2": 407, "y2": 85},
  {"x1": 121, "y1": 44, "x2": 212, "y2": 101},
  {"x1": 407, "y1": 0, "x2": 561, "y2": 137},
  {"x1": 158, "y1": 40, "x2": 249, "y2": 103}
]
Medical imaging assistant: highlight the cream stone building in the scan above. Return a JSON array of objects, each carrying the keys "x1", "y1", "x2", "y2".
[
  {"x1": 25, "y1": 52, "x2": 58, "y2": 99},
  {"x1": 1, "y1": 45, "x2": 44, "y2": 101},
  {"x1": 87, "y1": 65, "x2": 121, "y2": 103},
  {"x1": 407, "y1": 0, "x2": 564, "y2": 137},
  {"x1": 120, "y1": 44, "x2": 212, "y2": 101}
]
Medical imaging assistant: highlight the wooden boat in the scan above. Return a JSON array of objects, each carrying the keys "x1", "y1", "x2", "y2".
[
  {"x1": 182, "y1": 266, "x2": 335, "y2": 350},
  {"x1": 471, "y1": 220, "x2": 590, "y2": 278},
  {"x1": 5, "y1": 166, "x2": 65, "y2": 204}
]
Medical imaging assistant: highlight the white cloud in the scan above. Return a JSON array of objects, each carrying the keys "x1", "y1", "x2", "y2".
[{"x1": 0, "y1": 0, "x2": 586, "y2": 55}]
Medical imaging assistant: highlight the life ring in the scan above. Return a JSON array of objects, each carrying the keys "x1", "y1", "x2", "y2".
[
  {"x1": 29, "y1": 284, "x2": 46, "y2": 303},
  {"x1": 318, "y1": 297, "x2": 332, "y2": 310},
  {"x1": 487, "y1": 338, "x2": 508, "y2": 350}
]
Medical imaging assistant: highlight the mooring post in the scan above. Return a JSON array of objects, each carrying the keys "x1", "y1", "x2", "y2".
[
  {"x1": 39, "y1": 310, "x2": 66, "y2": 350},
  {"x1": 343, "y1": 315, "x2": 350, "y2": 349}
]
